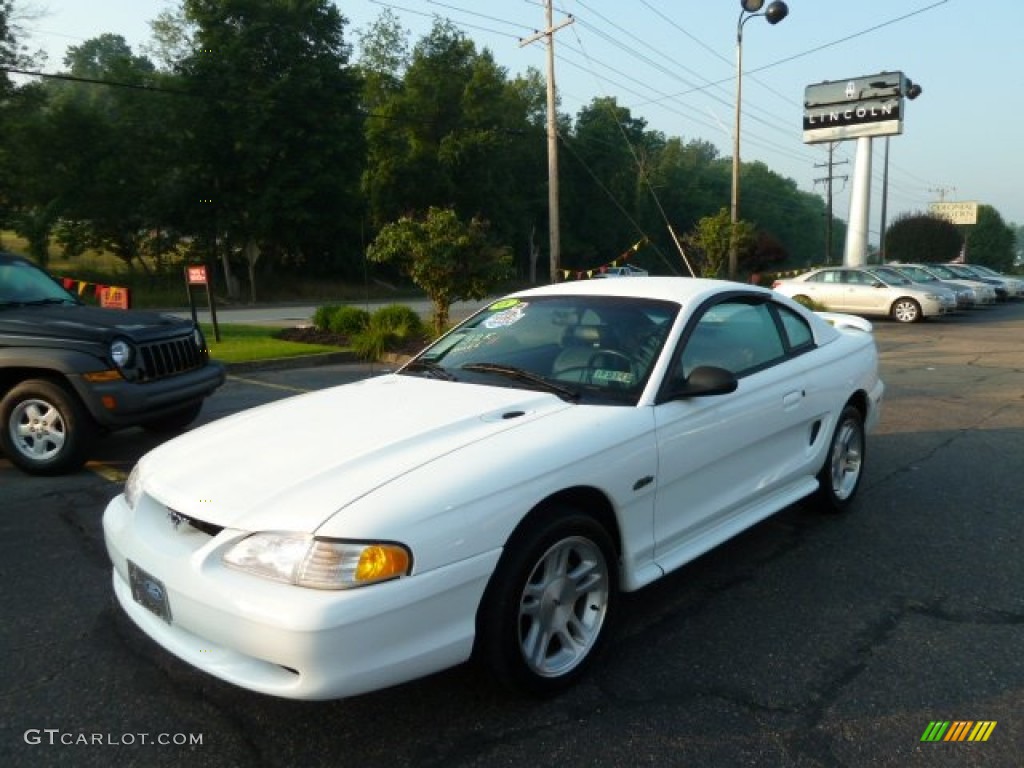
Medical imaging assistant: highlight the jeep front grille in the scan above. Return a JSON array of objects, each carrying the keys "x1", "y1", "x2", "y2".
[{"x1": 138, "y1": 337, "x2": 206, "y2": 381}]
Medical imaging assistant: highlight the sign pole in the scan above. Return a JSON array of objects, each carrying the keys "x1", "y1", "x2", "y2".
[
  {"x1": 843, "y1": 136, "x2": 873, "y2": 266},
  {"x1": 184, "y1": 265, "x2": 220, "y2": 342}
]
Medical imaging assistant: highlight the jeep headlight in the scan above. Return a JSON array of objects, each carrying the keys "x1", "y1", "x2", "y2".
[
  {"x1": 110, "y1": 338, "x2": 135, "y2": 368},
  {"x1": 193, "y1": 326, "x2": 207, "y2": 352},
  {"x1": 223, "y1": 533, "x2": 412, "y2": 590}
]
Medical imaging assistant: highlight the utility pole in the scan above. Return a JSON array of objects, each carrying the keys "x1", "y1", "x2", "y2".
[
  {"x1": 520, "y1": 2, "x2": 573, "y2": 284},
  {"x1": 879, "y1": 136, "x2": 890, "y2": 263},
  {"x1": 813, "y1": 142, "x2": 847, "y2": 265}
]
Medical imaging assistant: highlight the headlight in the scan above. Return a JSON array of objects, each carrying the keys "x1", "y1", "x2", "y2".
[
  {"x1": 110, "y1": 338, "x2": 135, "y2": 368},
  {"x1": 124, "y1": 464, "x2": 143, "y2": 509},
  {"x1": 223, "y1": 533, "x2": 412, "y2": 590},
  {"x1": 193, "y1": 326, "x2": 207, "y2": 352}
]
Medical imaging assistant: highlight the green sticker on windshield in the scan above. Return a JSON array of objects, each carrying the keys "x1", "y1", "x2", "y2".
[{"x1": 488, "y1": 298, "x2": 521, "y2": 311}]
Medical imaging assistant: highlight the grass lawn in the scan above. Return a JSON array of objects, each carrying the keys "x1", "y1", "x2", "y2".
[{"x1": 201, "y1": 323, "x2": 348, "y2": 364}]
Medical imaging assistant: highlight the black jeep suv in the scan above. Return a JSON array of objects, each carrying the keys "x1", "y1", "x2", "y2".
[{"x1": 0, "y1": 251, "x2": 225, "y2": 475}]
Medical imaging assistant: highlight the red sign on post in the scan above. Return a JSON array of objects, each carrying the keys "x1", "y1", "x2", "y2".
[
  {"x1": 186, "y1": 265, "x2": 208, "y2": 285},
  {"x1": 99, "y1": 285, "x2": 131, "y2": 309}
]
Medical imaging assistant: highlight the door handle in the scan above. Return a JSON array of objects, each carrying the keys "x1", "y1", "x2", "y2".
[{"x1": 783, "y1": 390, "x2": 804, "y2": 408}]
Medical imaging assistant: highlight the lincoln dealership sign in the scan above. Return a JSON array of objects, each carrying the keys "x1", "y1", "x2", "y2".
[{"x1": 803, "y1": 72, "x2": 909, "y2": 144}]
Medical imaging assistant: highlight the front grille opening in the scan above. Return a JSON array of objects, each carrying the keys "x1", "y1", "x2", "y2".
[
  {"x1": 168, "y1": 508, "x2": 224, "y2": 538},
  {"x1": 138, "y1": 336, "x2": 205, "y2": 382}
]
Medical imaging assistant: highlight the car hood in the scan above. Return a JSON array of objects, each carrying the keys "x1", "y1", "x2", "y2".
[
  {"x1": 0, "y1": 304, "x2": 192, "y2": 343},
  {"x1": 137, "y1": 375, "x2": 573, "y2": 533}
]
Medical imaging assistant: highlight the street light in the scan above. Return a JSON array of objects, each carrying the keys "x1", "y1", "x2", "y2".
[{"x1": 729, "y1": 0, "x2": 788, "y2": 280}]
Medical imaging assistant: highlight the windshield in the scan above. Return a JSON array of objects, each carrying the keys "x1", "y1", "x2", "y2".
[
  {"x1": 946, "y1": 264, "x2": 983, "y2": 279},
  {"x1": 0, "y1": 257, "x2": 80, "y2": 307},
  {"x1": 926, "y1": 264, "x2": 959, "y2": 279},
  {"x1": 969, "y1": 264, "x2": 1000, "y2": 277},
  {"x1": 872, "y1": 267, "x2": 912, "y2": 286},
  {"x1": 402, "y1": 294, "x2": 678, "y2": 404},
  {"x1": 893, "y1": 266, "x2": 935, "y2": 283}
]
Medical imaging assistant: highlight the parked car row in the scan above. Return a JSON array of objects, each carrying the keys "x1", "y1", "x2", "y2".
[{"x1": 772, "y1": 263, "x2": 1022, "y2": 323}]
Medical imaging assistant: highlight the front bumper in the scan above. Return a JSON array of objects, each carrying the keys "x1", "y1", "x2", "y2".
[
  {"x1": 71, "y1": 361, "x2": 225, "y2": 429},
  {"x1": 103, "y1": 493, "x2": 499, "y2": 700}
]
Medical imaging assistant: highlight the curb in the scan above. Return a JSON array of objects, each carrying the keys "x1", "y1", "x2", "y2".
[{"x1": 223, "y1": 350, "x2": 359, "y2": 373}]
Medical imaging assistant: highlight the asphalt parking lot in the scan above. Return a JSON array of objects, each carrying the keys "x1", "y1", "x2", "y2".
[{"x1": 2, "y1": 303, "x2": 1022, "y2": 767}]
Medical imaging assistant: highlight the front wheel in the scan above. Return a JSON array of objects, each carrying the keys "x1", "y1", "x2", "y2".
[
  {"x1": 0, "y1": 379, "x2": 95, "y2": 475},
  {"x1": 815, "y1": 404, "x2": 865, "y2": 513},
  {"x1": 890, "y1": 298, "x2": 922, "y2": 323},
  {"x1": 475, "y1": 508, "x2": 617, "y2": 695}
]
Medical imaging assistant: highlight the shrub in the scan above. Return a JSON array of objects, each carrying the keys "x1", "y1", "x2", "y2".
[
  {"x1": 350, "y1": 304, "x2": 427, "y2": 361},
  {"x1": 312, "y1": 304, "x2": 371, "y2": 335},
  {"x1": 370, "y1": 303, "x2": 424, "y2": 336},
  {"x1": 312, "y1": 304, "x2": 340, "y2": 332},
  {"x1": 328, "y1": 306, "x2": 371, "y2": 336},
  {"x1": 791, "y1": 295, "x2": 829, "y2": 312}
]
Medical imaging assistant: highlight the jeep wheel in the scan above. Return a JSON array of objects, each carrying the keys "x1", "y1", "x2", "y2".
[{"x1": 0, "y1": 379, "x2": 95, "y2": 475}]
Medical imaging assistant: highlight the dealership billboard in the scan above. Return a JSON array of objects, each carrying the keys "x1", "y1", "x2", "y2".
[
  {"x1": 929, "y1": 201, "x2": 979, "y2": 225},
  {"x1": 803, "y1": 71, "x2": 910, "y2": 144}
]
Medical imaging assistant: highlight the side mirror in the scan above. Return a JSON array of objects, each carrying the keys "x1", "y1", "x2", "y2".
[{"x1": 667, "y1": 365, "x2": 738, "y2": 400}]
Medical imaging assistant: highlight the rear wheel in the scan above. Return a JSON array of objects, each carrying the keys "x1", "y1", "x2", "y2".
[
  {"x1": 890, "y1": 298, "x2": 922, "y2": 323},
  {"x1": 0, "y1": 379, "x2": 95, "y2": 475},
  {"x1": 815, "y1": 404, "x2": 865, "y2": 513},
  {"x1": 475, "y1": 508, "x2": 617, "y2": 695}
]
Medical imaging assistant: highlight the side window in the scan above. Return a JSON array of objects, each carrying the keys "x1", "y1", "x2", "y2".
[
  {"x1": 677, "y1": 300, "x2": 785, "y2": 379},
  {"x1": 776, "y1": 304, "x2": 814, "y2": 351}
]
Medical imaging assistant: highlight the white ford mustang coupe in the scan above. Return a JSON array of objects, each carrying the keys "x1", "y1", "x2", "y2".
[{"x1": 103, "y1": 278, "x2": 883, "y2": 700}]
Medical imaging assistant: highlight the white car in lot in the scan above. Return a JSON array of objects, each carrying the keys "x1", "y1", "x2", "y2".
[
  {"x1": 952, "y1": 263, "x2": 1024, "y2": 298},
  {"x1": 903, "y1": 263, "x2": 998, "y2": 306},
  {"x1": 104, "y1": 278, "x2": 883, "y2": 700},
  {"x1": 772, "y1": 265, "x2": 956, "y2": 322},
  {"x1": 886, "y1": 263, "x2": 982, "y2": 309}
]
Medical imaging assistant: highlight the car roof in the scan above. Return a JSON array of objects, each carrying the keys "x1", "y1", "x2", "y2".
[{"x1": 511, "y1": 276, "x2": 769, "y2": 305}]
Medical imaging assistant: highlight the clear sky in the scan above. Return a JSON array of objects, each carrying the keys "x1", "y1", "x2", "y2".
[{"x1": 19, "y1": 0, "x2": 1024, "y2": 242}]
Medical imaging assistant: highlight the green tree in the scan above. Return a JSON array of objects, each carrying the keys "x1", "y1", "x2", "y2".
[
  {"x1": 367, "y1": 207, "x2": 512, "y2": 334},
  {"x1": 56, "y1": 36, "x2": 177, "y2": 270},
  {"x1": 361, "y1": 19, "x2": 546, "y2": 277},
  {"x1": 177, "y1": 0, "x2": 365, "y2": 299},
  {"x1": 965, "y1": 205, "x2": 1015, "y2": 272},
  {"x1": 884, "y1": 213, "x2": 961, "y2": 263},
  {"x1": 560, "y1": 97, "x2": 654, "y2": 269},
  {"x1": 356, "y1": 8, "x2": 409, "y2": 113},
  {"x1": 682, "y1": 207, "x2": 755, "y2": 278},
  {"x1": 0, "y1": 0, "x2": 46, "y2": 242}
]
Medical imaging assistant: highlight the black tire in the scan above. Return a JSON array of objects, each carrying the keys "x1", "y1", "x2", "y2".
[
  {"x1": 890, "y1": 297, "x2": 922, "y2": 323},
  {"x1": 141, "y1": 401, "x2": 203, "y2": 433},
  {"x1": 0, "y1": 379, "x2": 95, "y2": 475},
  {"x1": 475, "y1": 507, "x2": 617, "y2": 696},
  {"x1": 815, "y1": 404, "x2": 865, "y2": 513}
]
